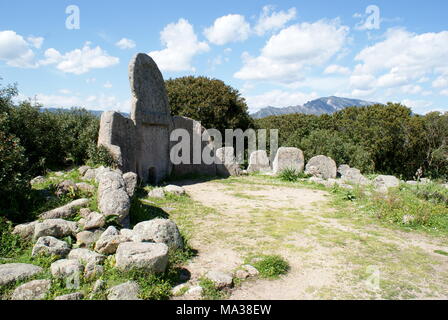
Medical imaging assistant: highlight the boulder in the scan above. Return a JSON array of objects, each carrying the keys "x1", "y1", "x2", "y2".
[
  {"x1": 0, "y1": 263, "x2": 43, "y2": 286},
  {"x1": 50, "y1": 259, "x2": 84, "y2": 278},
  {"x1": 92, "y1": 279, "x2": 106, "y2": 294},
  {"x1": 215, "y1": 147, "x2": 240, "y2": 176},
  {"x1": 148, "y1": 188, "x2": 165, "y2": 198},
  {"x1": 30, "y1": 176, "x2": 46, "y2": 185},
  {"x1": 120, "y1": 228, "x2": 143, "y2": 242},
  {"x1": 338, "y1": 165, "x2": 370, "y2": 185},
  {"x1": 107, "y1": 281, "x2": 141, "y2": 300},
  {"x1": 55, "y1": 180, "x2": 78, "y2": 197},
  {"x1": 40, "y1": 198, "x2": 90, "y2": 219},
  {"x1": 68, "y1": 248, "x2": 106, "y2": 265},
  {"x1": 94, "y1": 229, "x2": 129, "y2": 255},
  {"x1": 115, "y1": 242, "x2": 169, "y2": 273},
  {"x1": 55, "y1": 292, "x2": 84, "y2": 300},
  {"x1": 97, "y1": 170, "x2": 131, "y2": 227},
  {"x1": 79, "y1": 208, "x2": 92, "y2": 218},
  {"x1": 83, "y1": 168, "x2": 97, "y2": 180},
  {"x1": 273, "y1": 147, "x2": 305, "y2": 174},
  {"x1": 32, "y1": 236, "x2": 71, "y2": 258},
  {"x1": 78, "y1": 165, "x2": 91, "y2": 176},
  {"x1": 247, "y1": 150, "x2": 271, "y2": 173},
  {"x1": 83, "y1": 261, "x2": 104, "y2": 280},
  {"x1": 76, "y1": 229, "x2": 103, "y2": 248},
  {"x1": 205, "y1": 270, "x2": 233, "y2": 289},
  {"x1": 133, "y1": 219, "x2": 183, "y2": 250},
  {"x1": 163, "y1": 185, "x2": 186, "y2": 196},
  {"x1": 13, "y1": 221, "x2": 38, "y2": 240},
  {"x1": 76, "y1": 182, "x2": 96, "y2": 194},
  {"x1": 11, "y1": 279, "x2": 51, "y2": 300},
  {"x1": 305, "y1": 155, "x2": 337, "y2": 180},
  {"x1": 123, "y1": 172, "x2": 138, "y2": 197},
  {"x1": 373, "y1": 175, "x2": 400, "y2": 192},
  {"x1": 82, "y1": 212, "x2": 106, "y2": 230},
  {"x1": 33, "y1": 219, "x2": 78, "y2": 239}
]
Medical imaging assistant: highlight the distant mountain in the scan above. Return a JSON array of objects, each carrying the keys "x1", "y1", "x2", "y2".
[
  {"x1": 251, "y1": 96, "x2": 379, "y2": 119},
  {"x1": 41, "y1": 107, "x2": 129, "y2": 118}
]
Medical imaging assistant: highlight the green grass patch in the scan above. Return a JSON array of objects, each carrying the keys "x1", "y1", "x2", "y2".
[
  {"x1": 245, "y1": 254, "x2": 289, "y2": 279},
  {"x1": 278, "y1": 168, "x2": 310, "y2": 182},
  {"x1": 199, "y1": 277, "x2": 225, "y2": 300}
]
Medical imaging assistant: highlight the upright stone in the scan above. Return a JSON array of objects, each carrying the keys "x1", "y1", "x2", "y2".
[
  {"x1": 215, "y1": 147, "x2": 240, "y2": 177},
  {"x1": 273, "y1": 147, "x2": 305, "y2": 174},
  {"x1": 130, "y1": 53, "x2": 174, "y2": 184},
  {"x1": 247, "y1": 150, "x2": 271, "y2": 173},
  {"x1": 305, "y1": 155, "x2": 337, "y2": 180}
]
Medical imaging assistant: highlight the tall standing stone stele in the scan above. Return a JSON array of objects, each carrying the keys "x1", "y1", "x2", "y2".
[{"x1": 98, "y1": 53, "x2": 174, "y2": 184}]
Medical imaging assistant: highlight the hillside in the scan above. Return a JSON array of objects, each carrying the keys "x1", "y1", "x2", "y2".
[{"x1": 251, "y1": 96, "x2": 379, "y2": 119}]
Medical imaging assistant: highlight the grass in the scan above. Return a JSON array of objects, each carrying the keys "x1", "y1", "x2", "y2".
[
  {"x1": 199, "y1": 277, "x2": 225, "y2": 300},
  {"x1": 245, "y1": 254, "x2": 289, "y2": 279},
  {"x1": 278, "y1": 168, "x2": 310, "y2": 182}
]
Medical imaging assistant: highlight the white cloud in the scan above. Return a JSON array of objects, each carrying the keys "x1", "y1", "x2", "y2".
[
  {"x1": 40, "y1": 43, "x2": 119, "y2": 74},
  {"x1": 401, "y1": 84, "x2": 422, "y2": 95},
  {"x1": 324, "y1": 64, "x2": 351, "y2": 75},
  {"x1": 440, "y1": 89, "x2": 448, "y2": 96},
  {"x1": 351, "y1": 28, "x2": 448, "y2": 91},
  {"x1": 254, "y1": 5, "x2": 296, "y2": 36},
  {"x1": 0, "y1": 30, "x2": 36, "y2": 68},
  {"x1": 150, "y1": 18, "x2": 209, "y2": 72},
  {"x1": 58, "y1": 89, "x2": 71, "y2": 94},
  {"x1": 27, "y1": 36, "x2": 44, "y2": 49},
  {"x1": 115, "y1": 38, "x2": 136, "y2": 49},
  {"x1": 401, "y1": 99, "x2": 435, "y2": 114},
  {"x1": 86, "y1": 78, "x2": 96, "y2": 84},
  {"x1": 204, "y1": 14, "x2": 250, "y2": 45},
  {"x1": 103, "y1": 81, "x2": 113, "y2": 88},
  {"x1": 246, "y1": 89, "x2": 319, "y2": 112},
  {"x1": 235, "y1": 19, "x2": 349, "y2": 82},
  {"x1": 351, "y1": 89, "x2": 376, "y2": 98},
  {"x1": 432, "y1": 76, "x2": 448, "y2": 88}
]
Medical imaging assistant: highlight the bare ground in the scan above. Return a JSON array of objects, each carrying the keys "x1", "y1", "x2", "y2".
[{"x1": 169, "y1": 176, "x2": 448, "y2": 300}]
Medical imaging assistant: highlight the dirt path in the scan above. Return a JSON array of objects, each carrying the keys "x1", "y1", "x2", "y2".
[{"x1": 172, "y1": 177, "x2": 448, "y2": 300}]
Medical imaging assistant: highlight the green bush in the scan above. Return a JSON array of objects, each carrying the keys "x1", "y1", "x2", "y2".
[
  {"x1": 0, "y1": 217, "x2": 27, "y2": 258},
  {"x1": 278, "y1": 168, "x2": 309, "y2": 182},
  {"x1": 87, "y1": 145, "x2": 116, "y2": 168}
]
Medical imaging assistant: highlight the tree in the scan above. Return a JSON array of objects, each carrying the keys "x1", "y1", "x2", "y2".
[{"x1": 165, "y1": 76, "x2": 253, "y2": 132}]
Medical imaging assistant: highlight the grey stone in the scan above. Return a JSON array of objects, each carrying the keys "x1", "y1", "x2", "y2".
[
  {"x1": 33, "y1": 219, "x2": 78, "y2": 239},
  {"x1": 76, "y1": 182, "x2": 96, "y2": 194},
  {"x1": 406, "y1": 180, "x2": 419, "y2": 186},
  {"x1": 163, "y1": 185, "x2": 186, "y2": 196},
  {"x1": 68, "y1": 248, "x2": 106, "y2": 265},
  {"x1": 79, "y1": 208, "x2": 91, "y2": 218},
  {"x1": 92, "y1": 279, "x2": 106, "y2": 293},
  {"x1": 373, "y1": 175, "x2": 400, "y2": 192},
  {"x1": 55, "y1": 180, "x2": 78, "y2": 197},
  {"x1": 107, "y1": 281, "x2": 141, "y2": 300},
  {"x1": 148, "y1": 188, "x2": 165, "y2": 198},
  {"x1": 123, "y1": 172, "x2": 138, "y2": 197},
  {"x1": 30, "y1": 176, "x2": 45, "y2": 185},
  {"x1": 272, "y1": 147, "x2": 305, "y2": 175},
  {"x1": 172, "y1": 283, "x2": 189, "y2": 296},
  {"x1": 215, "y1": 147, "x2": 240, "y2": 176},
  {"x1": 78, "y1": 165, "x2": 91, "y2": 176},
  {"x1": 54, "y1": 292, "x2": 84, "y2": 300},
  {"x1": 133, "y1": 218, "x2": 183, "y2": 250},
  {"x1": 403, "y1": 215, "x2": 416, "y2": 225},
  {"x1": 32, "y1": 236, "x2": 70, "y2": 257},
  {"x1": 184, "y1": 286, "x2": 203, "y2": 299},
  {"x1": 83, "y1": 261, "x2": 104, "y2": 280},
  {"x1": 242, "y1": 264, "x2": 259, "y2": 277},
  {"x1": 0, "y1": 263, "x2": 43, "y2": 286},
  {"x1": 120, "y1": 228, "x2": 143, "y2": 242},
  {"x1": 205, "y1": 271, "x2": 233, "y2": 289},
  {"x1": 76, "y1": 229, "x2": 103, "y2": 248},
  {"x1": 11, "y1": 279, "x2": 51, "y2": 300},
  {"x1": 13, "y1": 221, "x2": 38, "y2": 240},
  {"x1": 82, "y1": 212, "x2": 106, "y2": 230},
  {"x1": 171, "y1": 116, "x2": 216, "y2": 177},
  {"x1": 97, "y1": 170, "x2": 131, "y2": 227},
  {"x1": 115, "y1": 242, "x2": 169, "y2": 273},
  {"x1": 248, "y1": 150, "x2": 271, "y2": 173},
  {"x1": 83, "y1": 168, "x2": 97, "y2": 180},
  {"x1": 94, "y1": 231, "x2": 129, "y2": 255},
  {"x1": 50, "y1": 259, "x2": 84, "y2": 278},
  {"x1": 338, "y1": 165, "x2": 370, "y2": 185},
  {"x1": 40, "y1": 198, "x2": 90, "y2": 220},
  {"x1": 305, "y1": 155, "x2": 337, "y2": 180}
]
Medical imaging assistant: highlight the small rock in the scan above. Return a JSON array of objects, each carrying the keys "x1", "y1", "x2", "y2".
[
  {"x1": 172, "y1": 283, "x2": 188, "y2": 296},
  {"x1": 32, "y1": 236, "x2": 71, "y2": 258},
  {"x1": 55, "y1": 180, "x2": 78, "y2": 197},
  {"x1": 115, "y1": 242, "x2": 169, "y2": 273},
  {"x1": 148, "y1": 188, "x2": 165, "y2": 198},
  {"x1": 83, "y1": 168, "x2": 97, "y2": 180},
  {"x1": 120, "y1": 228, "x2": 143, "y2": 242},
  {"x1": 76, "y1": 229, "x2": 103, "y2": 248},
  {"x1": 78, "y1": 165, "x2": 91, "y2": 176},
  {"x1": 92, "y1": 279, "x2": 106, "y2": 293},
  {"x1": 107, "y1": 281, "x2": 141, "y2": 300},
  {"x1": 123, "y1": 172, "x2": 138, "y2": 197},
  {"x1": 163, "y1": 185, "x2": 186, "y2": 196},
  {"x1": 11, "y1": 279, "x2": 51, "y2": 300},
  {"x1": 82, "y1": 212, "x2": 106, "y2": 230},
  {"x1": 94, "y1": 234, "x2": 128, "y2": 255},
  {"x1": 242, "y1": 264, "x2": 259, "y2": 277},
  {"x1": 76, "y1": 182, "x2": 96, "y2": 194},
  {"x1": 205, "y1": 271, "x2": 233, "y2": 289},
  {"x1": 184, "y1": 286, "x2": 203, "y2": 299},
  {"x1": 83, "y1": 262, "x2": 104, "y2": 280},
  {"x1": 13, "y1": 221, "x2": 39, "y2": 240},
  {"x1": 54, "y1": 171, "x2": 64, "y2": 177},
  {"x1": 403, "y1": 215, "x2": 416, "y2": 225},
  {"x1": 133, "y1": 219, "x2": 183, "y2": 250},
  {"x1": 0, "y1": 263, "x2": 43, "y2": 286},
  {"x1": 33, "y1": 219, "x2": 78, "y2": 240},
  {"x1": 373, "y1": 175, "x2": 400, "y2": 193},
  {"x1": 79, "y1": 208, "x2": 92, "y2": 218},
  {"x1": 235, "y1": 269, "x2": 250, "y2": 279},
  {"x1": 68, "y1": 248, "x2": 106, "y2": 265},
  {"x1": 40, "y1": 198, "x2": 90, "y2": 220},
  {"x1": 54, "y1": 292, "x2": 84, "y2": 300},
  {"x1": 30, "y1": 176, "x2": 45, "y2": 185},
  {"x1": 50, "y1": 259, "x2": 84, "y2": 278}
]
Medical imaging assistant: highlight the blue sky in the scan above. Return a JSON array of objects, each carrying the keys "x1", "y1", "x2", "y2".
[{"x1": 0, "y1": 0, "x2": 447, "y2": 114}]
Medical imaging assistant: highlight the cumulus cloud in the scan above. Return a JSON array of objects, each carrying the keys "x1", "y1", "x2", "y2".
[
  {"x1": 234, "y1": 19, "x2": 349, "y2": 82},
  {"x1": 150, "y1": 18, "x2": 209, "y2": 72},
  {"x1": 115, "y1": 38, "x2": 136, "y2": 49},
  {"x1": 324, "y1": 64, "x2": 351, "y2": 75},
  {"x1": 40, "y1": 43, "x2": 119, "y2": 74},
  {"x1": 27, "y1": 36, "x2": 44, "y2": 49},
  {"x1": 245, "y1": 89, "x2": 319, "y2": 112},
  {"x1": 401, "y1": 99, "x2": 435, "y2": 114},
  {"x1": 254, "y1": 5, "x2": 296, "y2": 36},
  {"x1": 204, "y1": 14, "x2": 250, "y2": 45},
  {"x1": 351, "y1": 28, "x2": 448, "y2": 91},
  {"x1": 0, "y1": 30, "x2": 37, "y2": 68}
]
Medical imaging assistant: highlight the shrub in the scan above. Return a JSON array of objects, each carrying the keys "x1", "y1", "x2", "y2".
[
  {"x1": 278, "y1": 168, "x2": 309, "y2": 182},
  {"x1": 87, "y1": 145, "x2": 116, "y2": 168},
  {"x1": 0, "y1": 217, "x2": 27, "y2": 258}
]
